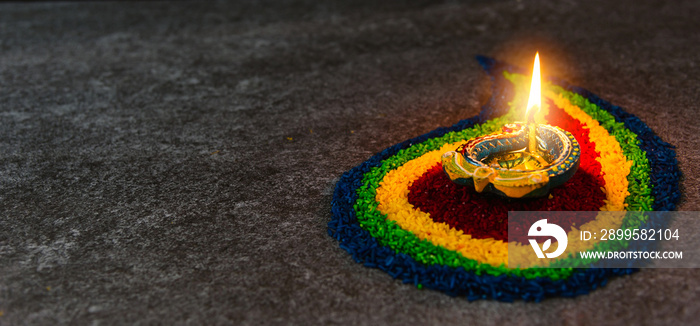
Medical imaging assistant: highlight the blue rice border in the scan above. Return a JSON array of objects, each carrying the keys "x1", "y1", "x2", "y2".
[{"x1": 327, "y1": 56, "x2": 681, "y2": 302}]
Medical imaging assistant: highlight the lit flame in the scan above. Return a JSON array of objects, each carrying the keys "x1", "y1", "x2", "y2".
[{"x1": 525, "y1": 52, "x2": 541, "y2": 120}]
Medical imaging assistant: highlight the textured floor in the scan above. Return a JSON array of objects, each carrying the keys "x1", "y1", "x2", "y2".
[{"x1": 1, "y1": 1, "x2": 699, "y2": 324}]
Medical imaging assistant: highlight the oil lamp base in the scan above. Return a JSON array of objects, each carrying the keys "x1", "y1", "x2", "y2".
[{"x1": 442, "y1": 123, "x2": 580, "y2": 198}]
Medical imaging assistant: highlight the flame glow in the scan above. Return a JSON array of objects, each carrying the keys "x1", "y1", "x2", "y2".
[{"x1": 525, "y1": 52, "x2": 541, "y2": 120}]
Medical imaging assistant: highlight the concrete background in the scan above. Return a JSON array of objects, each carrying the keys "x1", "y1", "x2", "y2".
[{"x1": 1, "y1": 1, "x2": 699, "y2": 324}]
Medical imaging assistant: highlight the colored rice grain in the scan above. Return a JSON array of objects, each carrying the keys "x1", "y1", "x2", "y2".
[
  {"x1": 357, "y1": 81, "x2": 647, "y2": 275},
  {"x1": 327, "y1": 56, "x2": 679, "y2": 301},
  {"x1": 373, "y1": 93, "x2": 632, "y2": 268}
]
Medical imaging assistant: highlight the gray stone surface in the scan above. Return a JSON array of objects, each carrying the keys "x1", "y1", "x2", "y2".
[{"x1": 1, "y1": 1, "x2": 699, "y2": 324}]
